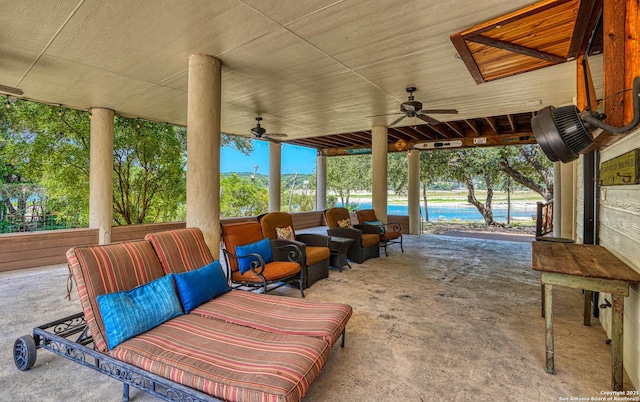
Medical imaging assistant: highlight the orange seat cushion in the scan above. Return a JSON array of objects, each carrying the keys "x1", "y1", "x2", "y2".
[
  {"x1": 231, "y1": 261, "x2": 300, "y2": 282},
  {"x1": 361, "y1": 233, "x2": 380, "y2": 247},
  {"x1": 305, "y1": 246, "x2": 330, "y2": 266}
]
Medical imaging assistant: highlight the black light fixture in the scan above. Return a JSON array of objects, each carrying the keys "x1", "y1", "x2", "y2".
[{"x1": 531, "y1": 76, "x2": 640, "y2": 163}]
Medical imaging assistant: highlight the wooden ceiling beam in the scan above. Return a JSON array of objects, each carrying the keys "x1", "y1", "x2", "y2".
[
  {"x1": 506, "y1": 114, "x2": 517, "y2": 132},
  {"x1": 466, "y1": 35, "x2": 566, "y2": 64},
  {"x1": 425, "y1": 123, "x2": 452, "y2": 139},
  {"x1": 392, "y1": 127, "x2": 423, "y2": 141},
  {"x1": 412, "y1": 125, "x2": 437, "y2": 140},
  {"x1": 568, "y1": 0, "x2": 602, "y2": 59},
  {"x1": 444, "y1": 121, "x2": 466, "y2": 137},
  {"x1": 485, "y1": 117, "x2": 498, "y2": 135},
  {"x1": 464, "y1": 119, "x2": 480, "y2": 136},
  {"x1": 594, "y1": 0, "x2": 639, "y2": 149}
]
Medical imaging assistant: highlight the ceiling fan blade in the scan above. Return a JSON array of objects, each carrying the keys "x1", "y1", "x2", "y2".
[
  {"x1": 0, "y1": 84, "x2": 24, "y2": 96},
  {"x1": 417, "y1": 114, "x2": 441, "y2": 125},
  {"x1": 266, "y1": 133, "x2": 287, "y2": 138},
  {"x1": 419, "y1": 109, "x2": 458, "y2": 114},
  {"x1": 389, "y1": 114, "x2": 407, "y2": 127},
  {"x1": 264, "y1": 136, "x2": 282, "y2": 144},
  {"x1": 367, "y1": 112, "x2": 403, "y2": 118}
]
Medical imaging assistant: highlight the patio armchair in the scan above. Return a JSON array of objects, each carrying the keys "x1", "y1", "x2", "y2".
[
  {"x1": 356, "y1": 209, "x2": 404, "y2": 256},
  {"x1": 221, "y1": 221, "x2": 305, "y2": 297},
  {"x1": 324, "y1": 207, "x2": 380, "y2": 264},
  {"x1": 258, "y1": 212, "x2": 330, "y2": 288}
]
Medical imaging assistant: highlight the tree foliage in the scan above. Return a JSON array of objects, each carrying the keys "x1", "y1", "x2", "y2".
[
  {"x1": 220, "y1": 173, "x2": 268, "y2": 217},
  {"x1": 326, "y1": 154, "x2": 371, "y2": 207},
  {"x1": 1, "y1": 98, "x2": 255, "y2": 229}
]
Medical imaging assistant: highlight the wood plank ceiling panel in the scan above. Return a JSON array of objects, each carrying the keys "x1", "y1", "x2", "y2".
[{"x1": 450, "y1": 0, "x2": 586, "y2": 84}]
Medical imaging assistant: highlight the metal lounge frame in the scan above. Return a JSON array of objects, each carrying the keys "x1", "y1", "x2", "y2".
[{"x1": 13, "y1": 312, "x2": 220, "y2": 402}]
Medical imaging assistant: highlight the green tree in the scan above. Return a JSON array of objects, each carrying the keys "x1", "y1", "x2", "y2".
[
  {"x1": 1, "y1": 97, "x2": 254, "y2": 229},
  {"x1": 220, "y1": 174, "x2": 268, "y2": 217},
  {"x1": 326, "y1": 154, "x2": 371, "y2": 207},
  {"x1": 112, "y1": 118, "x2": 186, "y2": 224},
  {"x1": 498, "y1": 145, "x2": 553, "y2": 201}
]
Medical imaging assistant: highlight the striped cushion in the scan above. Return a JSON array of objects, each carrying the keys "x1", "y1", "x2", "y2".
[
  {"x1": 145, "y1": 228, "x2": 214, "y2": 274},
  {"x1": 192, "y1": 290, "x2": 353, "y2": 346},
  {"x1": 66, "y1": 241, "x2": 166, "y2": 353},
  {"x1": 111, "y1": 314, "x2": 330, "y2": 402}
]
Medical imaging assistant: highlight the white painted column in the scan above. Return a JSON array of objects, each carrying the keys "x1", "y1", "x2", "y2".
[
  {"x1": 186, "y1": 53, "x2": 221, "y2": 258},
  {"x1": 371, "y1": 125, "x2": 388, "y2": 223},
  {"x1": 316, "y1": 153, "x2": 327, "y2": 211},
  {"x1": 89, "y1": 108, "x2": 114, "y2": 245},
  {"x1": 269, "y1": 141, "x2": 282, "y2": 212},
  {"x1": 408, "y1": 149, "x2": 420, "y2": 234}
]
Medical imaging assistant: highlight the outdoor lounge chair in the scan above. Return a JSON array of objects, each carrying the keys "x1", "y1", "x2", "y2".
[
  {"x1": 221, "y1": 221, "x2": 305, "y2": 297},
  {"x1": 324, "y1": 207, "x2": 380, "y2": 264},
  {"x1": 14, "y1": 227, "x2": 352, "y2": 402},
  {"x1": 258, "y1": 212, "x2": 330, "y2": 288},
  {"x1": 356, "y1": 209, "x2": 404, "y2": 256}
]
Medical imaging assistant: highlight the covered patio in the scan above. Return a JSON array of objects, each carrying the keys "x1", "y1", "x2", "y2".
[
  {"x1": 2, "y1": 0, "x2": 640, "y2": 399},
  {"x1": 1, "y1": 233, "x2": 631, "y2": 401}
]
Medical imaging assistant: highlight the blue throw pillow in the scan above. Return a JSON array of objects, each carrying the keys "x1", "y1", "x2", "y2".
[
  {"x1": 365, "y1": 220, "x2": 386, "y2": 233},
  {"x1": 174, "y1": 260, "x2": 230, "y2": 313},
  {"x1": 235, "y1": 238, "x2": 273, "y2": 274},
  {"x1": 96, "y1": 274, "x2": 183, "y2": 350}
]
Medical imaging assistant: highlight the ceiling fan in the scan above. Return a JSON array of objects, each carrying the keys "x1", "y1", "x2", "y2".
[
  {"x1": 250, "y1": 117, "x2": 287, "y2": 143},
  {"x1": 380, "y1": 86, "x2": 458, "y2": 127}
]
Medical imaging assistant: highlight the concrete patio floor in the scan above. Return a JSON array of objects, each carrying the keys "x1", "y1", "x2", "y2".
[{"x1": 0, "y1": 232, "x2": 633, "y2": 401}]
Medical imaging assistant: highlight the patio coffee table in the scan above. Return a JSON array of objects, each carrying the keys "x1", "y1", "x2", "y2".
[{"x1": 329, "y1": 237, "x2": 354, "y2": 272}]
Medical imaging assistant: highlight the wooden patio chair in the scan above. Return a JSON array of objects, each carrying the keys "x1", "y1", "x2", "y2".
[
  {"x1": 324, "y1": 207, "x2": 380, "y2": 264},
  {"x1": 221, "y1": 221, "x2": 305, "y2": 297},
  {"x1": 258, "y1": 212, "x2": 330, "y2": 288},
  {"x1": 356, "y1": 209, "x2": 404, "y2": 256}
]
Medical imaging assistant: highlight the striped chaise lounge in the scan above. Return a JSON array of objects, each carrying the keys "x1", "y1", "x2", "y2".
[
  {"x1": 14, "y1": 227, "x2": 351, "y2": 402},
  {"x1": 145, "y1": 228, "x2": 352, "y2": 347}
]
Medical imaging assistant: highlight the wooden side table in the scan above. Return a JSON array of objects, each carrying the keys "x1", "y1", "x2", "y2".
[
  {"x1": 329, "y1": 237, "x2": 354, "y2": 272},
  {"x1": 532, "y1": 241, "x2": 640, "y2": 391}
]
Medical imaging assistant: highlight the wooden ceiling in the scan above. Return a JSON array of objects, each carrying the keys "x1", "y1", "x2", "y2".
[
  {"x1": 283, "y1": 0, "x2": 608, "y2": 156},
  {"x1": 285, "y1": 111, "x2": 536, "y2": 155},
  {"x1": 450, "y1": 0, "x2": 602, "y2": 84}
]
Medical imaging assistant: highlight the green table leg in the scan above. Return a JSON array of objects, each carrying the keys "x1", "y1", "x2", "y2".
[
  {"x1": 583, "y1": 290, "x2": 592, "y2": 326},
  {"x1": 611, "y1": 294, "x2": 624, "y2": 391},
  {"x1": 545, "y1": 283, "x2": 554, "y2": 374}
]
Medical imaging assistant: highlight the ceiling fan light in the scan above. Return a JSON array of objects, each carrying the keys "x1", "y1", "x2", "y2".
[{"x1": 532, "y1": 105, "x2": 593, "y2": 163}]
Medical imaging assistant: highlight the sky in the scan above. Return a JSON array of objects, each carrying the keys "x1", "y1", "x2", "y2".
[{"x1": 221, "y1": 140, "x2": 317, "y2": 175}]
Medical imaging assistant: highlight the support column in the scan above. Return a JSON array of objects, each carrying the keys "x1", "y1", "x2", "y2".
[
  {"x1": 269, "y1": 141, "x2": 281, "y2": 212},
  {"x1": 89, "y1": 108, "x2": 114, "y2": 245},
  {"x1": 316, "y1": 152, "x2": 327, "y2": 211},
  {"x1": 408, "y1": 149, "x2": 420, "y2": 234},
  {"x1": 186, "y1": 53, "x2": 221, "y2": 258},
  {"x1": 371, "y1": 125, "x2": 388, "y2": 223}
]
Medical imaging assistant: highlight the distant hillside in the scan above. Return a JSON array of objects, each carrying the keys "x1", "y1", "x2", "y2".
[{"x1": 222, "y1": 172, "x2": 315, "y2": 189}]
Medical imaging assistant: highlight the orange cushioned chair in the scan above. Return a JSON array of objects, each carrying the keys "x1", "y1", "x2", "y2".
[
  {"x1": 221, "y1": 221, "x2": 305, "y2": 297},
  {"x1": 258, "y1": 212, "x2": 330, "y2": 289},
  {"x1": 356, "y1": 209, "x2": 404, "y2": 256},
  {"x1": 324, "y1": 207, "x2": 380, "y2": 264}
]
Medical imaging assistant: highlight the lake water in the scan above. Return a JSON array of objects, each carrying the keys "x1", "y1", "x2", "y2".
[{"x1": 340, "y1": 203, "x2": 537, "y2": 223}]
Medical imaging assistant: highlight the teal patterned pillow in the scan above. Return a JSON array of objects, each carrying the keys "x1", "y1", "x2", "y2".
[
  {"x1": 97, "y1": 274, "x2": 183, "y2": 349},
  {"x1": 365, "y1": 220, "x2": 386, "y2": 233}
]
